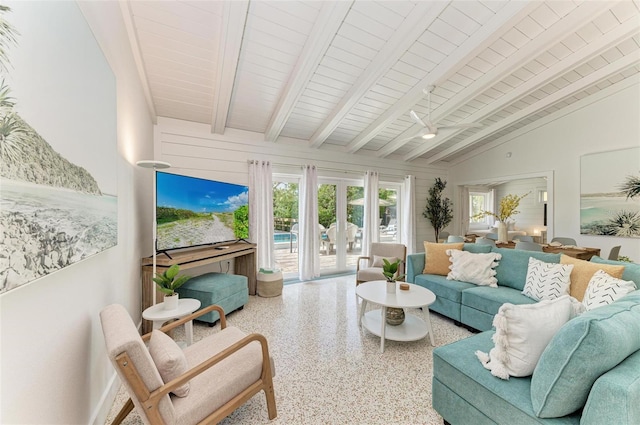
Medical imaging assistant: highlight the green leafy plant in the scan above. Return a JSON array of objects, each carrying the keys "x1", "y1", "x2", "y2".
[
  {"x1": 423, "y1": 178, "x2": 453, "y2": 242},
  {"x1": 617, "y1": 255, "x2": 634, "y2": 263},
  {"x1": 152, "y1": 264, "x2": 191, "y2": 296},
  {"x1": 382, "y1": 258, "x2": 405, "y2": 282}
]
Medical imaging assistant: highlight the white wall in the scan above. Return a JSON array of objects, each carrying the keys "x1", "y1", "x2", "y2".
[
  {"x1": 0, "y1": 2, "x2": 154, "y2": 424},
  {"x1": 451, "y1": 80, "x2": 640, "y2": 262},
  {"x1": 155, "y1": 118, "x2": 449, "y2": 252}
]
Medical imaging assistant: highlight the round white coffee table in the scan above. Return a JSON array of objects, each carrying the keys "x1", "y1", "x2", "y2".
[
  {"x1": 142, "y1": 298, "x2": 201, "y2": 346},
  {"x1": 356, "y1": 281, "x2": 436, "y2": 353}
]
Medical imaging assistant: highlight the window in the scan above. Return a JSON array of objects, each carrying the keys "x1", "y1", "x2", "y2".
[{"x1": 469, "y1": 191, "x2": 492, "y2": 227}]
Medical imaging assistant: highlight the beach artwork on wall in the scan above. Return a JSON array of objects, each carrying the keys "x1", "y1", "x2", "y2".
[
  {"x1": 0, "y1": 2, "x2": 117, "y2": 294},
  {"x1": 580, "y1": 147, "x2": 640, "y2": 238}
]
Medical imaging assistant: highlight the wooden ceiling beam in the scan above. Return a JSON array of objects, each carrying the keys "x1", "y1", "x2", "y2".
[
  {"x1": 119, "y1": 1, "x2": 158, "y2": 124},
  {"x1": 264, "y1": 1, "x2": 353, "y2": 143},
  {"x1": 307, "y1": 1, "x2": 447, "y2": 149},
  {"x1": 211, "y1": 1, "x2": 249, "y2": 135}
]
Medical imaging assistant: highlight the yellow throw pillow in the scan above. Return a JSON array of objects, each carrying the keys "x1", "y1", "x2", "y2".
[
  {"x1": 423, "y1": 241, "x2": 464, "y2": 276},
  {"x1": 560, "y1": 255, "x2": 625, "y2": 301}
]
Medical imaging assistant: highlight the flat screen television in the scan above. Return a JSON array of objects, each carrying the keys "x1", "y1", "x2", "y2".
[{"x1": 155, "y1": 171, "x2": 249, "y2": 252}]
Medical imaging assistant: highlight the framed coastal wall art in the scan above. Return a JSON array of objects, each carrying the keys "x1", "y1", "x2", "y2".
[
  {"x1": 580, "y1": 147, "x2": 640, "y2": 238},
  {"x1": 0, "y1": 2, "x2": 117, "y2": 294}
]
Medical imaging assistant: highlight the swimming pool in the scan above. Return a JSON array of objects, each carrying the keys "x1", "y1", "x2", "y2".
[{"x1": 274, "y1": 232, "x2": 294, "y2": 244}]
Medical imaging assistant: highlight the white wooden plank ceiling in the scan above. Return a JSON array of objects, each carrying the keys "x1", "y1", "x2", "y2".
[{"x1": 121, "y1": 0, "x2": 640, "y2": 164}]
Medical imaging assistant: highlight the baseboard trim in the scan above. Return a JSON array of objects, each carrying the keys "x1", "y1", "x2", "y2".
[{"x1": 89, "y1": 372, "x2": 120, "y2": 425}]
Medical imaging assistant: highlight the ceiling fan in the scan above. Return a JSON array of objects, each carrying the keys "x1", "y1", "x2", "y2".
[{"x1": 402, "y1": 86, "x2": 482, "y2": 141}]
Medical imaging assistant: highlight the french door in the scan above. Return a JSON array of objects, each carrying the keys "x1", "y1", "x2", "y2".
[{"x1": 318, "y1": 178, "x2": 364, "y2": 275}]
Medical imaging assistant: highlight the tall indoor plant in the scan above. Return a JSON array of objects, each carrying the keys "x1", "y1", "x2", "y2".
[
  {"x1": 423, "y1": 178, "x2": 453, "y2": 242},
  {"x1": 473, "y1": 192, "x2": 530, "y2": 243}
]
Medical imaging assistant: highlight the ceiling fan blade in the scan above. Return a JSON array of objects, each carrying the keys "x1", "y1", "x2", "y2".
[
  {"x1": 396, "y1": 130, "x2": 426, "y2": 143},
  {"x1": 409, "y1": 110, "x2": 427, "y2": 127}
]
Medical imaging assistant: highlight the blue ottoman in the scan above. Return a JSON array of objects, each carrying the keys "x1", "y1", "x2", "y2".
[{"x1": 176, "y1": 272, "x2": 248, "y2": 325}]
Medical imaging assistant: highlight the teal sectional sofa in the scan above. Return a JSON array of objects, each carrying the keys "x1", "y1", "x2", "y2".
[
  {"x1": 406, "y1": 245, "x2": 640, "y2": 424},
  {"x1": 407, "y1": 244, "x2": 562, "y2": 331}
]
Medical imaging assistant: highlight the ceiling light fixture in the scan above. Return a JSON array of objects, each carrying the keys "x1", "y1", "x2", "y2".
[{"x1": 422, "y1": 132, "x2": 436, "y2": 140}]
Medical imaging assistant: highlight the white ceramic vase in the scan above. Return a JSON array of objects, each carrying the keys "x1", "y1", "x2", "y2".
[
  {"x1": 386, "y1": 281, "x2": 396, "y2": 294},
  {"x1": 498, "y1": 222, "x2": 508, "y2": 243},
  {"x1": 164, "y1": 293, "x2": 179, "y2": 310}
]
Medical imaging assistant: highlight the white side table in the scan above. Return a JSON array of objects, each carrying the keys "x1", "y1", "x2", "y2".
[{"x1": 142, "y1": 298, "x2": 201, "y2": 346}]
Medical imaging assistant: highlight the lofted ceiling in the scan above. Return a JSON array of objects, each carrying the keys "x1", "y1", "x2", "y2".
[{"x1": 120, "y1": 1, "x2": 640, "y2": 165}]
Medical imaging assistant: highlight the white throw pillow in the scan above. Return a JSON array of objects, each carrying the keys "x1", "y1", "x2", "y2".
[
  {"x1": 372, "y1": 255, "x2": 399, "y2": 268},
  {"x1": 522, "y1": 257, "x2": 573, "y2": 301},
  {"x1": 475, "y1": 296, "x2": 571, "y2": 380},
  {"x1": 148, "y1": 330, "x2": 190, "y2": 397},
  {"x1": 446, "y1": 249, "x2": 501, "y2": 287},
  {"x1": 582, "y1": 269, "x2": 637, "y2": 311}
]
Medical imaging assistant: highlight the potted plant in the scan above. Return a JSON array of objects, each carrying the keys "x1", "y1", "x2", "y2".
[
  {"x1": 423, "y1": 178, "x2": 453, "y2": 242},
  {"x1": 152, "y1": 264, "x2": 192, "y2": 310},
  {"x1": 472, "y1": 192, "x2": 530, "y2": 243},
  {"x1": 382, "y1": 259, "x2": 406, "y2": 326}
]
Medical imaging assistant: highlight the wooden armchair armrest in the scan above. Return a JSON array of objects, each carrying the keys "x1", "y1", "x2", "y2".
[
  {"x1": 356, "y1": 256, "x2": 370, "y2": 272},
  {"x1": 141, "y1": 304, "x2": 227, "y2": 342}
]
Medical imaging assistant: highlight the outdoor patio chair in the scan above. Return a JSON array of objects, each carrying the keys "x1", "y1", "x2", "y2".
[{"x1": 100, "y1": 304, "x2": 276, "y2": 425}]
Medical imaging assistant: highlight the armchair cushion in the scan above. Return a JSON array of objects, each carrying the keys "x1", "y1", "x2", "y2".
[
  {"x1": 149, "y1": 330, "x2": 190, "y2": 397},
  {"x1": 372, "y1": 255, "x2": 399, "y2": 268},
  {"x1": 173, "y1": 326, "x2": 268, "y2": 424}
]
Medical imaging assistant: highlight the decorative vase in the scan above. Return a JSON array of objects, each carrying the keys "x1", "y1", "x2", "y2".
[
  {"x1": 164, "y1": 293, "x2": 179, "y2": 310},
  {"x1": 386, "y1": 281, "x2": 396, "y2": 294},
  {"x1": 498, "y1": 221, "x2": 508, "y2": 243},
  {"x1": 386, "y1": 307, "x2": 405, "y2": 326}
]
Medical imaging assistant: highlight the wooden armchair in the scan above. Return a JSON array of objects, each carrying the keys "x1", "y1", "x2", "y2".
[
  {"x1": 100, "y1": 304, "x2": 276, "y2": 425},
  {"x1": 356, "y1": 242, "x2": 406, "y2": 285}
]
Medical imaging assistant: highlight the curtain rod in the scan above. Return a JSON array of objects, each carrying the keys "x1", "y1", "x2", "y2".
[{"x1": 269, "y1": 162, "x2": 405, "y2": 179}]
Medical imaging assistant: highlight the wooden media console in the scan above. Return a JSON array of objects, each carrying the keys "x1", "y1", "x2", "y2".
[{"x1": 141, "y1": 243, "x2": 257, "y2": 332}]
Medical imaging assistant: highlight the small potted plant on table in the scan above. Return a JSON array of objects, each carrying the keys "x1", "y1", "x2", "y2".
[
  {"x1": 382, "y1": 259, "x2": 406, "y2": 326},
  {"x1": 153, "y1": 264, "x2": 192, "y2": 310}
]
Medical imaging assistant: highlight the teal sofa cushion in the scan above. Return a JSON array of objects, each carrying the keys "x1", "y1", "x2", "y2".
[
  {"x1": 580, "y1": 349, "x2": 640, "y2": 425},
  {"x1": 590, "y1": 256, "x2": 640, "y2": 285},
  {"x1": 461, "y1": 286, "x2": 536, "y2": 316},
  {"x1": 414, "y1": 274, "x2": 474, "y2": 304},
  {"x1": 530, "y1": 290, "x2": 640, "y2": 418},
  {"x1": 433, "y1": 331, "x2": 581, "y2": 424},
  {"x1": 492, "y1": 248, "x2": 561, "y2": 291},
  {"x1": 462, "y1": 243, "x2": 493, "y2": 254}
]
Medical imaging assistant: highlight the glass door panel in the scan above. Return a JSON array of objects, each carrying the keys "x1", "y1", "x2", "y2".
[
  {"x1": 273, "y1": 180, "x2": 298, "y2": 279},
  {"x1": 379, "y1": 186, "x2": 399, "y2": 243}
]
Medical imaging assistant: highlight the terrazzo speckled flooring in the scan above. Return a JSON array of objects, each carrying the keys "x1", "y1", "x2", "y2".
[{"x1": 106, "y1": 275, "x2": 472, "y2": 424}]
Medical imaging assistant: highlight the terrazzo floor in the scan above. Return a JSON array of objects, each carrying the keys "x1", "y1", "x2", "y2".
[{"x1": 106, "y1": 275, "x2": 473, "y2": 424}]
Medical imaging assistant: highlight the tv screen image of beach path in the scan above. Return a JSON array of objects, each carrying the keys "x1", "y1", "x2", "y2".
[{"x1": 156, "y1": 172, "x2": 249, "y2": 251}]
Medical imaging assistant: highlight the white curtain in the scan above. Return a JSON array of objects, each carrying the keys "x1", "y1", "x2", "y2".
[
  {"x1": 460, "y1": 186, "x2": 470, "y2": 236},
  {"x1": 248, "y1": 160, "x2": 274, "y2": 270},
  {"x1": 362, "y1": 171, "x2": 379, "y2": 257},
  {"x1": 402, "y1": 175, "x2": 416, "y2": 255},
  {"x1": 298, "y1": 165, "x2": 319, "y2": 281}
]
